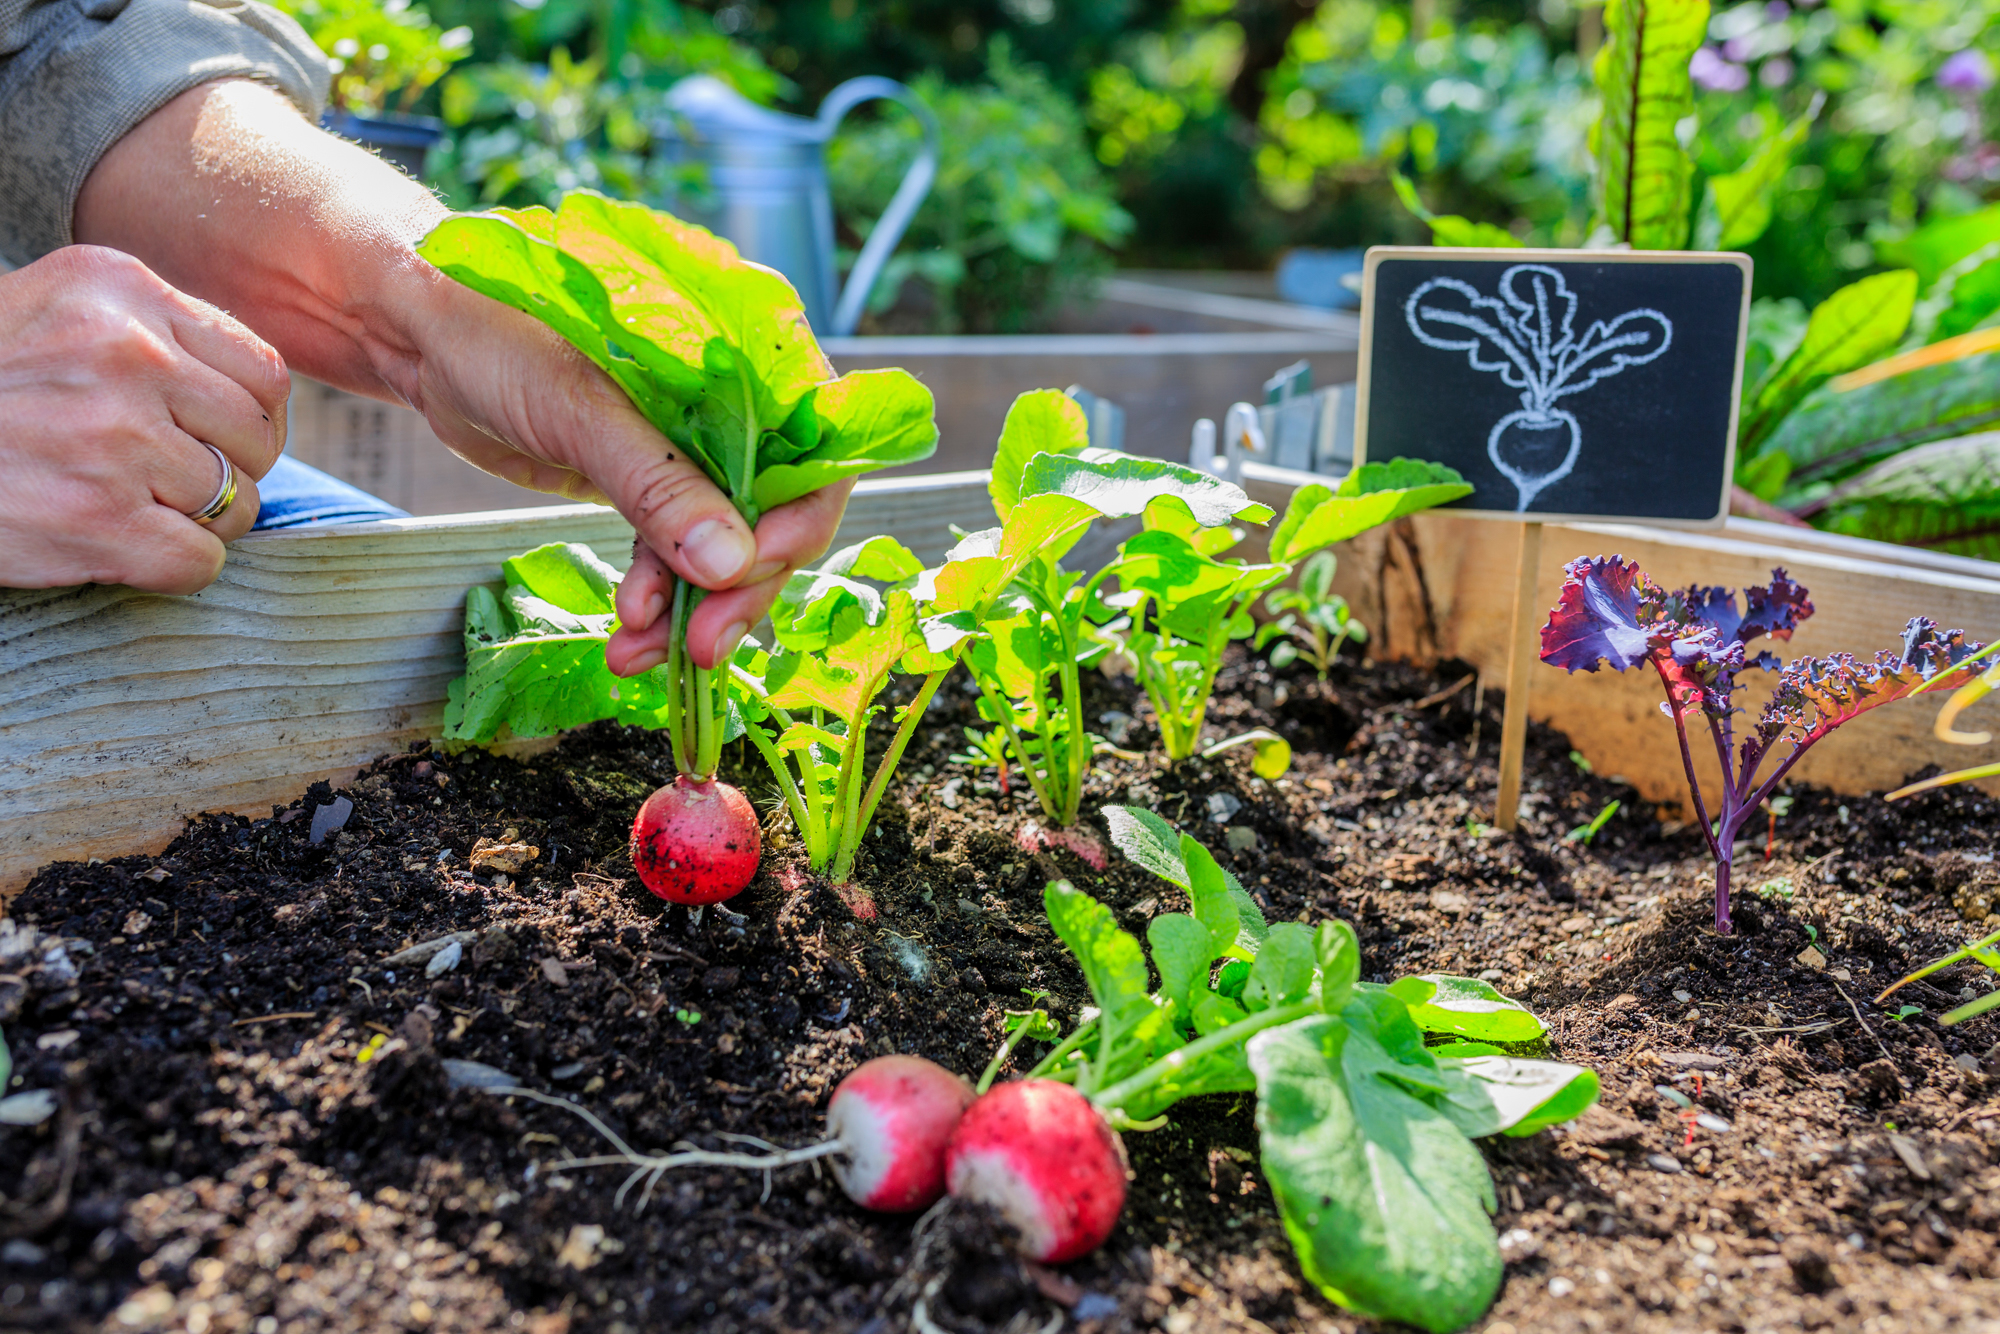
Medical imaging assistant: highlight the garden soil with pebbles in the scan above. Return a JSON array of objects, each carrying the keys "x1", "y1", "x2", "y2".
[{"x1": 6, "y1": 650, "x2": 2000, "y2": 1334}]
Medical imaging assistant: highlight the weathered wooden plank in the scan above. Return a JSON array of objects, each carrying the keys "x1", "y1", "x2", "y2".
[
  {"x1": 1237, "y1": 464, "x2": 2000, "y2": 812},
  {"x1": 7, "y1": 464, "x2": 1996, "y2": 900}
]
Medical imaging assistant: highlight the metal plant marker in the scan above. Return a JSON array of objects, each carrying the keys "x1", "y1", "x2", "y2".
[{"x1": 1404, "y1": 264, "x2": 1673, "y2": 511}]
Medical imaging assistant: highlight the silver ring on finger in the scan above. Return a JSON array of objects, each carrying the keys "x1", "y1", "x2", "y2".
[{"x1": 185, "y1": 442, "x2": 238, "y2": 526}]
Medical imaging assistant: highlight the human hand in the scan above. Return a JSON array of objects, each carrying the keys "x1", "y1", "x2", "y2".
[
  {"x1": 70, "y1": 79, "x2": 848, "y2": 654},
  {"x1": 0, "y1": 246, "x2": 287, "y2": 593},
  {"x1": 393, "y1": 283, "x2": 853, "y2": 673}
]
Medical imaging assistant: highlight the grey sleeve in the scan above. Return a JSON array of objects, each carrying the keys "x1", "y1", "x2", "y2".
[{"x1": 0, "y1": 0, "x2": 332, "y2": 267}]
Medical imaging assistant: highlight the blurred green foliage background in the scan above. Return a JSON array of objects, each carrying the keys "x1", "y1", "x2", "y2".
[{"x1": 277, "y1": 0, "x2": 2000, "y2": 334}]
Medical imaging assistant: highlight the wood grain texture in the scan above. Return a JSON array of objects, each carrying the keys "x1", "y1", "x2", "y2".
[
  {"x1": 0, "y1": 474, "x2": 1004, "y2": 897},
  {"x1": 6, "y1": 463, "x2": 1995, "y2": 898}
]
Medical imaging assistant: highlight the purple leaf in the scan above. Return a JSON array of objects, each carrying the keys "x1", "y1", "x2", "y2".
[
  {"x1": 1661, "y1": 570, "x2": 1812, "y2": 647},
  {"x1": 1762, "y1": 619, "x2": 1986, "y2": 744},
  {"x1": 1539, "y1": 556, "x2": 1660, "y2": 673}
]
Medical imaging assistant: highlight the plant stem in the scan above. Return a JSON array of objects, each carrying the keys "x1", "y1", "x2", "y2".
[
  {"x1": 1877, "y1": 928, "x2": 2000, "y2": 1004},
  {"x1": 741, "y1": 722, "x2": 819, "y2": 866},
  {"x1": 664, "y1": 580, "x2": 691, "y2": 776},
  {"x1": 977, "y1": 1006, "x2": 1049, "y2": 1095},
  {"x1": 835, "y1": 669, "x2": 951, "y2": 884},
  {"x1": 1089, "y1": 1001, "x2": 1316, "y2": 1116},
  {"x1": 1023, "y1": 1017, "x2": 1097, "y2": 1080}
]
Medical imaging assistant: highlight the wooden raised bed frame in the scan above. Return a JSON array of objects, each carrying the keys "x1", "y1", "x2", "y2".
[{"x1": 4, "y1": 465, "x2": 1997, "y2": 898}]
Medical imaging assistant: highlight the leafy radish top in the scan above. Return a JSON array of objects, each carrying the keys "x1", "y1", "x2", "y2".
[{"x1": 418, "y1": 191, "x2": 937, "y2": 526}]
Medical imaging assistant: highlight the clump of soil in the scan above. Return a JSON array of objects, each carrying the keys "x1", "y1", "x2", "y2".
[{"x1": 4, "y1": 651, "x2": 2000, "y2": 1333}]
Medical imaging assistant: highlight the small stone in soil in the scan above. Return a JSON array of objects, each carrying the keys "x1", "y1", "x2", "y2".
[
  {"x1": 1478, "y1": 967, "x2": 1504, "y2": 981},
  {"x1": 1548, "y1": 1276, "x2": 1576, "y2": 1298},
  {"x1": 1647, "y1": 1154, "x2": 1684, "y2": 1174},
  {"x1": 426, "y1": 940, "x2": 463, "y2": 977},
  {"x1": 309, "y1": 796, "x2": 353, "y2": 845},
  {"x1": 1207, "y1": 792, "x2": 1241, "y2": 823},
  {"x1": 1225, "y1": 827, "x2": 1259, "y2": 853}
]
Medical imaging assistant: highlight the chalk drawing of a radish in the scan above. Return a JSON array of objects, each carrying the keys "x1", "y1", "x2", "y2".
[{"x1": 1403, "y1": 264, "x2": 1672, "y2": 511}]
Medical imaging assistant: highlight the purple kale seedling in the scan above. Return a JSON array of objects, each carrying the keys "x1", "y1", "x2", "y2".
[{"x1": 1540, "y1": 556, "x2": 1985, "y2": 933}]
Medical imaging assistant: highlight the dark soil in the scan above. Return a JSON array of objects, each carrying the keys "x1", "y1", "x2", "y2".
[{"x1": 6, "y1": 650, "x2": 2000, "y2": 1334}]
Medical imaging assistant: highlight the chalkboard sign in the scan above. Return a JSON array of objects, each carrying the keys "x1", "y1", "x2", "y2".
[{"x1": 1354, "y1": 247, "x2": 1751, "y2": 525}]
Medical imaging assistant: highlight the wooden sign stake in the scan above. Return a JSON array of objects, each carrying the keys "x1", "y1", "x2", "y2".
[{"x1": 1494, "y1": 521, "x2": 1544, "y2": 832}]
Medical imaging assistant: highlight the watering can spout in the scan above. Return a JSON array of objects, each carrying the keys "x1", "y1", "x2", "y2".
[{"x1": 657, "y1": 75, "x2": 938, "y2": 337}]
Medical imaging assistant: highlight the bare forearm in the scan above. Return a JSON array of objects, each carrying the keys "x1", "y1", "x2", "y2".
[{"x1": 72, "y1": 78, "x2": 450, "y2": 408}]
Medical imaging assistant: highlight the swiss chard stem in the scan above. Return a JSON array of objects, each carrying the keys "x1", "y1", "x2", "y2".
[{"x1": 1089, "y1": 1001, "x2": 1317, "y2": 1118}]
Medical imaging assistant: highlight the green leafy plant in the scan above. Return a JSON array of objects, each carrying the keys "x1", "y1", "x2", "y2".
[
  {"x1": 419, "y1": 191, "x2": 938, "y2": 783},
  {"x1": 1255, "y1": 550, "x2": 1360, "y2": 680},
  {"x1": 1004, "y1": 806, "x2": 1598, "y2": 1333},
  {"x1": 731, "y1": 538, "x2": 971, "y2": 908},
  {"x1": 1111, "y1": 460, "x2": 1469, "y2": 764},
  {"x1": 1884, "y1": 639, "x2": 2000, "y2": 802},
  {"x1": 828, "y1": 42, "x2": 1133, "y2": 334},
  {"x1": 938, "y1": 390, "x2": 1272, "y2": 826},
  {"x1": 1590, "y1": 0, "x2": 1709, "y2": 250},
  {"x1": 273, "y1": 0, "x2": 471, "y2": 116},
  {"x1": 1564, "y1": 799, "x2": 1621, "y2": 845}
]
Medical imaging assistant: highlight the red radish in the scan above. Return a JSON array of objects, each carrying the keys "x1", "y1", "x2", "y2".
[
  {"x1": 630, "y1": 777, "x2": 760, "y2": 904},
  {"x1": 826, "y1": 1056, "x2": 976, "y2": 1211},
  {"x1": 945, "y1": 1079, "x2": 1128, "y2": 1263}
]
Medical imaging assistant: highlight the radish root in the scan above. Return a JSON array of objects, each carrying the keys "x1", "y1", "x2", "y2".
[{"x1": 497, "y1": 1085, "x2": 843, "y2": 1209}]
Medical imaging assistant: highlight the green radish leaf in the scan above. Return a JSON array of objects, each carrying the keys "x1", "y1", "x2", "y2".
[
  {"x1": 1184, "y1": 835, "x2": 1245, "y2": 960},
  {"x1": 1590, "y1": 0, "x2": 1708, "y2": 250},
  {"x1": 990, "y1": 388, "x2": 1093, "y2": 521},
  {"x1": 1251, "y1": 1012, "x2": 1502, "y2": 1333},
  {"x1": 1147, "y1": 913, "x2": 1215, "y2": 1025},
  {"x1": 1386, "y1": 975, "x2": 1547, "y2": 1044},
  {"x1": 1768, "y1": 349, "x2": 2000, "y2": 488},
  {"x1": 1017, "y1": 451, "x2": 1274, "y2": 531},
  {"x1": 776, "y1": 721, "x2": 848, "y2": 752},
  {"x1": 444, "y1": 545, "x2": 678, "y2": 742},
  {"x1": 1741, "y1": 270, "x2": 1919, "y2": 455},
  {"x1": 1814, "y1": 431, "x2": 2000, "y2": 561},
  {"x1": 419, "y1": 193, "x2": 935, "y2": 525},
  {"x1": 1425, "y1": 1040, "x2": 1506, "y2": 1059},
  {"x1": 1102, "y1": 804, "x2": 1191, "y2": 888},
  {"x1": 1693, "y1": 95, "x2": 1821, "y2": 252},
  {"x1": 1044, "y1": 880, "x2": 1156, "y2": 1068},
  {"x1": 1268, "y1": 462, "x2": 1472, "y2": 565},
  {"x1": 1216, "y1": 958, "x2": 1251, "y2": 1000},
  {"x1": 1431, "y1": 1056, "x2": 1602, "y2": 1139},
  {"x1": 1243, "y1": 922, "x2": 1318, "y2": 1011},
  {"x1": 1315, "y1": 921, "x2": 1360, "y2": 1014},
  {"x1": 1194, "y1": 990, "x2": 1248, "y2": 1034}
]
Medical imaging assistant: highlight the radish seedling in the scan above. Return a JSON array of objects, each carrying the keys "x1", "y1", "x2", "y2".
[
  {"x1": 487, "y1": 1054, "x2": 974, "y2": 1214},
  {"x1": 938, "y1": 390, "x2": 1275, "y2": 826},
  {"x1": 425, "y1": 194, "x2": 939, "y2": 904},
  {"x1": 1104, "y1": 459, "x2": 1469, "y2": 766},
  {"x1": 729, "y1": 538, "x2": 973, "y2": 913},
  {"x1": 1541, "y1": 557, "x2": 1985, "y2": 932},
  {"x1": 956, "y1": 808, "x2": 1598, "y2": 1334}
]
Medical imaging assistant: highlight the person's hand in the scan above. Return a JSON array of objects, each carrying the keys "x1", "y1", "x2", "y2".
[
  {"x1": 388, "y1": 282, "x2": 851, "y2": 673},
  {"x1": 0, "y1": 246, "x2": 287, "y2": 592},
  {"x1": 71, "y1": 79, "x2": 850, "y2": 657}
]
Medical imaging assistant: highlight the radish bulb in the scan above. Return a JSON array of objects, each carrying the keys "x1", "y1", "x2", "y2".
[
  {"x1": 827, "y1": 1056, "x2": 976, "y2": 1211},
  {"x1": 945, "y1": 1079, "x2": 1128, "y2": 1263},
  {"x1": 630, "y1": 776, "x2": 760, "y2": 905}
]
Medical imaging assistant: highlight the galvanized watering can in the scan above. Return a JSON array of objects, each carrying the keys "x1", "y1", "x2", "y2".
[{"x1": 657, "y1": 75, "x2": 939, "y2": 337}]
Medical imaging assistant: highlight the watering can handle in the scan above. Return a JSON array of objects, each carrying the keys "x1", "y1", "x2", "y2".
[{"x1": 816, "y1": 77, "x2": 939, "y2": 338}]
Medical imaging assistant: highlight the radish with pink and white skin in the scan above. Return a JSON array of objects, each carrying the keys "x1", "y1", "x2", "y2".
[
  {"x1": 514, "y1": 1054, "x2": 977, "y2": 1214},
  {"x1": 945, "y1": 1079, "x2": 1128, "y2": 1263}
]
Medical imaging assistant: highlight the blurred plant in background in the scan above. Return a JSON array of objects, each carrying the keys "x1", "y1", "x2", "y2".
[
  {"x1": 1257, "y1": 2, "x2": 1595, "y2": 244},
  {"x1": 272, "y1": 0, "x2": 472, "y2": 115},
  {"x1": 830, "y1": 43, "x2": 1134, "y2": 333}
]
